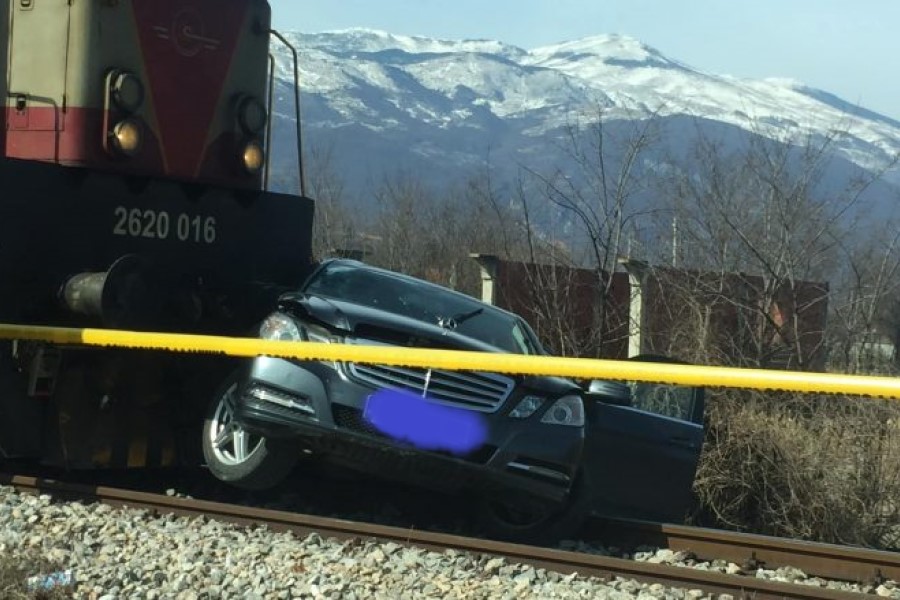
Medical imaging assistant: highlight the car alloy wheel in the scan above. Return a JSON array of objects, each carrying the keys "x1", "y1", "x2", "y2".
[
  {"x1": 202, "y1": 369, "x2": 298, "y2": 490},
  {"x1": 208, "y1": 380, "x2": 265, "y2": 466}
]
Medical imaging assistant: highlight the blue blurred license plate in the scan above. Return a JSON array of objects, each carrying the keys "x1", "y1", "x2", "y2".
[{"x1": 362, "y1": 388, "x2": 487, "y2": 454}]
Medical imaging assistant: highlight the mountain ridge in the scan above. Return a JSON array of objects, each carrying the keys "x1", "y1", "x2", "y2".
[{"x1": 266, "y1": 29, "x2": 900, "y2": 207}]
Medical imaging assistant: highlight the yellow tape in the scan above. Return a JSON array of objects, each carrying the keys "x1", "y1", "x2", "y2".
[{"x1": 2, "y1": 323, "x2": 900, "y2": 399}]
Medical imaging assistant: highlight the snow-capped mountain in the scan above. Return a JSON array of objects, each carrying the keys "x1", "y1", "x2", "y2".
[{"x1": 266, "y1": 28, "x2": 900, "y2": 210}]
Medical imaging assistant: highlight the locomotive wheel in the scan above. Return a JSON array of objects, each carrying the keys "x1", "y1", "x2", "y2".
[{"x1": 202, "y1": 370, "x2": 297, "y2": 490}]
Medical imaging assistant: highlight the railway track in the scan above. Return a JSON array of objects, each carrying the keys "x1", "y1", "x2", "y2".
[
  {"x1": 589, "y1": 517, "x2": 900, "y2": 585},
  {"x1": 2, "y1": 472, "x2": 897, "y2": 599}
]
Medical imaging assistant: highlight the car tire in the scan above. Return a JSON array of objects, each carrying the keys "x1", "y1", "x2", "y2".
[
  {"x1": 476, "y1": 470, "x2": 593, "y2": 545},
  {"x1": 202, "y1": 370, "x2": 298, "y2": 490}
]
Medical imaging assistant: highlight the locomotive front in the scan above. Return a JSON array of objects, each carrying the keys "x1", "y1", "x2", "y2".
[
  {"x1": 0, "y1": 0, "x2": 314, "y2": 330},
  {"x1": 0, "y1": 0, "x2": 315, "y2": 468}
]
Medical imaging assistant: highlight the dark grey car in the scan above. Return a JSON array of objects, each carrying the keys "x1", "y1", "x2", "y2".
[{"x1": 201, "y1": 259, "x2": 705, "y2": 542}]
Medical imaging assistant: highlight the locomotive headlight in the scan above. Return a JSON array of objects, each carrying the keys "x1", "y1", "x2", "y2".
[
  {"x1": 110, "y1": 119, "x2": 142, "y2": 156},
  {"x1": 241, "y1": 139, "x2": 265, "y2": 174},
  {"x1": 110, "y1": 71, "x2": 144, "y2": 113},
  {"x1": 237, "y1": 96, "x2": 267, "y2": 135}
]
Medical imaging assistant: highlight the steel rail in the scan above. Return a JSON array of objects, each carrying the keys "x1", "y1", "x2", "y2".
[
  {"x1": 3, "y1": 323, "x2": 900, "y2": 398},
  {"x1": 591, "y1": 516, "x2": 900, "y2": 584},
  {"x1": 0, "y1": 474, "x2": 881, "y2": 600}
]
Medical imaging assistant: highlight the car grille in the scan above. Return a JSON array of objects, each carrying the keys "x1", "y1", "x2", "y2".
[
  {"x1": 332, "y1": 405, "x2": 387, "y2": 438},
  {"x1": 346, "y1": 362, "x2": 514, "y2": 413}
]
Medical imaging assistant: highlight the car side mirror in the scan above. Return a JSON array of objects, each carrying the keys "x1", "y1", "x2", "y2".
[{"x1": 583, "y1": 380, "x2": 631, "y2": 406}]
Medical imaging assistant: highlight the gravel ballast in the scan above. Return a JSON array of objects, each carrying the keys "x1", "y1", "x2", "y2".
[{"x1": 1, "y1": 485, "x2": 898, "y2": 599}]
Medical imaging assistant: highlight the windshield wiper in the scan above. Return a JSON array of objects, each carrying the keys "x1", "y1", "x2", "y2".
[{"x1": 438, "y1": 307, "x2": 483, "y2": 330}]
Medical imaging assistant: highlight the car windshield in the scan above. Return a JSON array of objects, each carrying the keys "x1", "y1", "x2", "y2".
[{"x1": 304, "y1": 262, "x2": 540, "y2": 355}]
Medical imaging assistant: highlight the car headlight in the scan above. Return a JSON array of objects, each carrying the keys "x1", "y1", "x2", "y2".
[
  {"x1": 541, "y1": 395, "x2": 585, "y2": 427},
  {"x1": 509, "y1": 395, "x2": 545, "y2": 419},
  {"x1": 259, "y1": 313, "x2": 302, "y2": 341}
]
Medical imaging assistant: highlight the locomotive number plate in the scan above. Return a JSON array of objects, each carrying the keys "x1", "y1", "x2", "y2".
[{"x1": 113, "y1": 206, "x2": 217, "y2": 244}]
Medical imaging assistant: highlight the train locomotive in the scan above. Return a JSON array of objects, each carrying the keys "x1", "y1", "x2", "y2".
[{"x1": 0, "y1": 0, "x2": 315, "y2": 469}]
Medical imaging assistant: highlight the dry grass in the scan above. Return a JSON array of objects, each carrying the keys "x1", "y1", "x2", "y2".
[
  {"x1": 692, "y1": 390, "x2": 900, "y2": 549},
  {"x1": 0, "y1": 552, "x2": 71, "y2": 600}
]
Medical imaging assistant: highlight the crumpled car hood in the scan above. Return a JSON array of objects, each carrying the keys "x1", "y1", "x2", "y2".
[{"x1": 277, "y1": 292, "x2": 579, "y2": 395}]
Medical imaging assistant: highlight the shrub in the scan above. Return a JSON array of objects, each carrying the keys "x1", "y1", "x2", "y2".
[{"x1": 693, "y1": 390, "x2": 900, "y2": 549}]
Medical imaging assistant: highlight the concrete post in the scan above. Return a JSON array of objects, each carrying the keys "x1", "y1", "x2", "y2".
[
  {"x1": 469, "y1": 253, "x2": 500, "y2": 305},
  {"x1": 618, "y1": 258, "x2": 650, "y2": 358}
]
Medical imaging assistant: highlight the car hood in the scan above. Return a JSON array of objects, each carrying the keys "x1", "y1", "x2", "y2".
[{"x1": 278, "y1": 292, "x2": 579, "y2": 395}]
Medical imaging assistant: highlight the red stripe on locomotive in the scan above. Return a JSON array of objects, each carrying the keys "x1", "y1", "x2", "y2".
[
  {"x1": 3, "y1": 107, "x2": 165, "y2": 172},
  {"x1": 132, "y1": 0, "x2": 248, "y2": 180}
]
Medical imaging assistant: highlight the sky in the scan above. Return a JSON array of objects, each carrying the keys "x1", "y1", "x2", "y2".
[{"x1": 270, "y1": 0, "x2": 900, "y2": 121}]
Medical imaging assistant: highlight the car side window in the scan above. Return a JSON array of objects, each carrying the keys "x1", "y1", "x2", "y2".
[
  {"x1": 510, "y1": 323, "x2": 532, "y2": 355},
  {"x1": 623, "y1": 354, "x2": 705, "y2": 424},
  {"x1": 627, "y1": 382, "x2": 696, "y2": 422}
]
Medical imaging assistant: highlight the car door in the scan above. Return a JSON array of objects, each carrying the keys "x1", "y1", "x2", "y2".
[{"x1": 581, "y1": 356, "x2": 705, "y2": 522}]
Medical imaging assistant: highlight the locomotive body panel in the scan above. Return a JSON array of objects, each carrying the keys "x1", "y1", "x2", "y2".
[
  {"x1": 6, "y1": 0, "x2": 69, "y2": 132},
  {"x1": 0, "y1": 157, "x2": 315, "y2": 331},
  {"x1": 0, "y1": 3, "x2": 7, "y2": 149}
]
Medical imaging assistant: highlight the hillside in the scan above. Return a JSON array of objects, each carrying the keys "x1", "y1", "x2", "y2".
[{"x1": 265, "y1": 29, "x2": 900, "y2": 220}]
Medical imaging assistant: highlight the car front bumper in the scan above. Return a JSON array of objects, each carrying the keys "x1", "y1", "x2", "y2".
[{"x1": 233, "y1": 356, "x2": 584, "y2": 505}]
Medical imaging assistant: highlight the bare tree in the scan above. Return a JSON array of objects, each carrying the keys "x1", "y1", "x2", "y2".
[
  {"x1": 364, "y1": 167, "x2": 530, "y2": 295},
  {"x1": 828, "y1": 216, "x2": 900, "y2": 374},
  {"x1": 306, "y1": 143, "x2": 357, "y2": 260},
  {"x1": 510, "y1": 105, "x2": 665, "y2": 356},
  {"x1": 655, "y1": 122, "x2": 889, "y2": 369}
]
